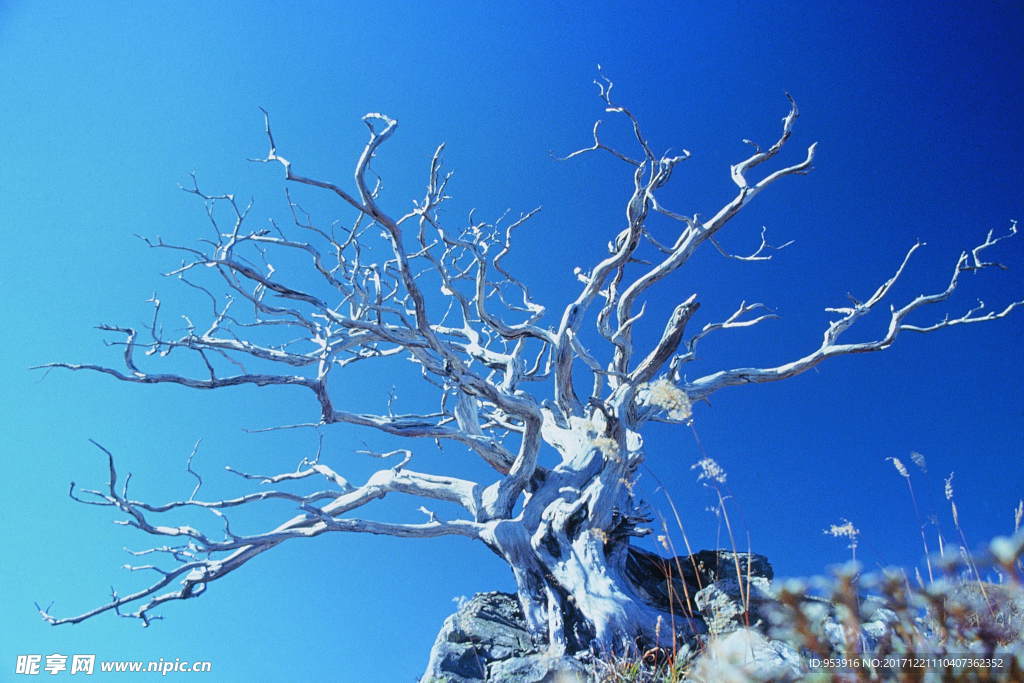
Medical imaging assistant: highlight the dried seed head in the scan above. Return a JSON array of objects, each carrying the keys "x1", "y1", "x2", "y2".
[
  {"x1": 692, "y1": 457, "x2": 727, "y2": 484},
  {"x1": 824, "y1": 518, "x2": 861, "y2": 550},
  {"x1": 888, "y1": 456, "x2": 910, "y2": 478}
]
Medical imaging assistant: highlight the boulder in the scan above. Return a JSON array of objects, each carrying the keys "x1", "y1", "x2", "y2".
[
  {"x1": 687, "y1": 627, "x2": 804, "y2": 682},
  {"x1": 421, "y1": 592, "x2": 535, "y2": 682},
  {"x1": 487, "y1": 654, "x2": 589, "y2": 682},
  {"x1": 625, "y1": 547, "x2": 773, "y2": 614},
  {"x1": 694, "y1": 576, "x2": 774, "y2": 635}
]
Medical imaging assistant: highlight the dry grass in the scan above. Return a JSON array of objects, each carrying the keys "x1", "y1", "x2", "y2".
[{"x1": 591, "y1": 456, "x2": 1024, "y2": 681}]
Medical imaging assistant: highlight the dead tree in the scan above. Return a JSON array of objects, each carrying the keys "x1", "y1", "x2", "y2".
[{"x1": 36, "y1": 78, "x2": 1021, "y2": 656}]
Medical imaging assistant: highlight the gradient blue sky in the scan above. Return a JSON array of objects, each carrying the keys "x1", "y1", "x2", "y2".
[{"x1": 3, "y1": 2, "x2": 1022, "y2": 681}]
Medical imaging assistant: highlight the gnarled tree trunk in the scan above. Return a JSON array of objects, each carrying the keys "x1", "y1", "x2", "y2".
[{"x1": 483, "y1": 413, "x2": 701, "y2": 656}]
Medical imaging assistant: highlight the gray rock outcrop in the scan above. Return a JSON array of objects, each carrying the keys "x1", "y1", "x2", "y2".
[
  {"x1": 487, "y1": 654, "x2": 589, "y2": 682},
  {"x1": 694, "y1": 576, "x2": 774, "y2": 635},
  {"x1": 421, "y1": 592, "x2": 536, "y2": 682}
]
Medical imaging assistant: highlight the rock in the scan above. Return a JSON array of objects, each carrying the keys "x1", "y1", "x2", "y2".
[
  {"x1": 487, "y1": 653, "x2": 589, "y2": 682},
  {"x1": 420, "y1": 593, "x2": 589, "y2": 682},
  {"x1": 687, "y1": 549, "x2": 774, "y2": 584},
  {"x1": 694, "y1": 576, "x2": 774, "y2": 635},
  {"x1": 625, "y1": 547, "x2": 773, "y2": 614},
  {"x1": 421, "y1": 592, "x2": 534, "y2": 682},
  {"x1": 687, "y1": 628, "x2": 804, "y2": 682},
  {"x1": 624, "y1": 546, "x2": 694, "y2": 612}
]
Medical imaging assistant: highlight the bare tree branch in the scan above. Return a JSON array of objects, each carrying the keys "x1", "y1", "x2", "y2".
[
  {"x1": 684, "y1": 225, "x2": 1023, "y2": 400},
  {"x1": 37, "y1": 80, "x2": 1018, "y2": 653},
  {"x1": 41, "y1": 441, "x2": 483, "y2": 626}
]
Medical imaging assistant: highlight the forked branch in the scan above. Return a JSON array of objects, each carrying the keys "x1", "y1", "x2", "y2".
[
  {"x1": 40, "y1": 441, "x2": 483, "y2": 626},
  {"x1": 684, "y1": 223, "x2": 1022, "y2": 400}
]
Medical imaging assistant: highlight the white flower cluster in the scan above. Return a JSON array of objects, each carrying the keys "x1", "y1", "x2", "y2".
[
  {"x1": 642, "y1": 378, "x2": 692, "y2": 422},
  {"x1": 824, "y1": 518, "x2": 860, "y2": 548},
  {"x1": 691, "y1": 456, "x2": 727, "y2": 484}
]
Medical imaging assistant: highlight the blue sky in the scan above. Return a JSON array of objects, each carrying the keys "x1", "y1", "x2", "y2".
[{"x1": 2, "y1": 2, "x2": 1022, "y2": 681}]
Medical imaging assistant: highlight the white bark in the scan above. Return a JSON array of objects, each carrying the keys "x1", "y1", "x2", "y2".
[{"x1": 36, "y1": 78, "x2": 1020, "y2": 656}]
